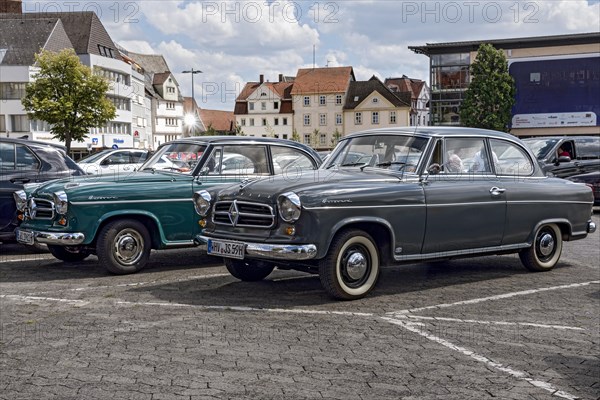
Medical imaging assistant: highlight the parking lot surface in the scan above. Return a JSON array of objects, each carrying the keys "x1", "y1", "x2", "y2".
[{"x1": 1, "y1": 213, "x2": 599, "y2": 399}]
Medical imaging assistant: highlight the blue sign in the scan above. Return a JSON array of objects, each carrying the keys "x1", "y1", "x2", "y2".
[
  {"x1": 112, "y1": 144, "x2": 119, "y2": 149},
  {"x1": 92, "y1": 138, "x2": 98, "y2": 145}
]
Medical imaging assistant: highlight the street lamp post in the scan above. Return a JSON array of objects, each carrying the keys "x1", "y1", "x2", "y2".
[{"x1": 182, "y1": 68, "x2": 203, "y2": 136}]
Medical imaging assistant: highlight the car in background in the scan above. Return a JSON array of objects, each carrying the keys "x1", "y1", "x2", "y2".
[
  {"x1": 0, "y1": 138, "x2": 85, "y2": 242},
  {"x1": 568, "y1": 171, "x2": 600, "y2": 206},
  {"x1": 198, "y1": 127, "x2": 596, "y2": 300},
  {"x1": 15, "y1": 136, "x2": 321, "y2": 274},
  {"x1": 77, "y1": 148, "x2": 151, "y2": 176},
  {"x1": 522, "y1": 136, "x2": 600, "y2": 178}
]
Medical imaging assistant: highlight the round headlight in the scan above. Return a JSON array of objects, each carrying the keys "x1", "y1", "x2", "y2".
[
  {"x1": 13, "y1": 190, "x2": 27, "y2": 212},
  {"x1": 53, "y1": 191, "x2": 68, "y2": 215},
  {"x1": 278, "y1": 192, "x2": 301, "y2": 223},
  {"x1": 194, "y1": 190, "x2": 212, "y2": 216}
]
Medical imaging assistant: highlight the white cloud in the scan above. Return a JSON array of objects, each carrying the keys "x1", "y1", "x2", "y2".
[{"x1": 117, "y1": 40, "x2": 156, "y2": 54}]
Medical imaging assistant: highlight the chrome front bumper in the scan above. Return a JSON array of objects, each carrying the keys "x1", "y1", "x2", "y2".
[
  {"x1": 16, "y1": 228, "x2": 85, "y2": 246},
  {"x1": 197, "y1": 235, "x2": 317, "y2": 261},
  {"x1": 588, "y1": 220, "x2": 597, "y2": 234}
]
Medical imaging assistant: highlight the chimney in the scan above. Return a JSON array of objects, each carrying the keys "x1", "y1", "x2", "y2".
[
  {"x1": 278, "y1": 74, "x2": 283, "y2": 82},
  {"x1": 0, "y1": 0, "x2": 22, "y2": 13},
  {"x1": 259, "y1": 74, "x2": 264, "y2": 84}
]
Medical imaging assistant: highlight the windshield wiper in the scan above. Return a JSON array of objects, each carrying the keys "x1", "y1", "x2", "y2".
[{"x1": 376, "y1": 161, "x2": 406, "y2": 167}]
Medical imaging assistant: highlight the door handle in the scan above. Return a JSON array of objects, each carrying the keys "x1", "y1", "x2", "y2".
[
  {"x1": 489, "y1": 187, "x2": 506, "y2": 196},
  {"x1": 10, "y1": 178, "x2": 30, "y2": 184}
]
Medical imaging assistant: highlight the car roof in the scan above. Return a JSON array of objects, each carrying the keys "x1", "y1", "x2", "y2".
[
  {"x1": 342, "y1": 126, "x2": 518, "y2": 141},
  {"x1": 522, "y1": 136, "x2": 600, "y2": 140},
  {"x1": 0, "y1": 137, "x2": 67, "y2": 151},
  {"x1": 161, "y1": 136, "x2": 321, "y2": 158}
]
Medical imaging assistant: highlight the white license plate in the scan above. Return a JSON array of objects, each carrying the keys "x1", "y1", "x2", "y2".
[
  {"x1": 17, "y1": 229, "x2": 34, "y2": 245},
  {"x1": 207, "y1": 238, "x2": 245, "y2": 259}
]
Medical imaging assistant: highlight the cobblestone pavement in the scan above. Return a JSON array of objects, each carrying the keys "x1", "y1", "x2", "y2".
[{"x1": 1, "y1": 213, "x2": 598, "y2": 399}]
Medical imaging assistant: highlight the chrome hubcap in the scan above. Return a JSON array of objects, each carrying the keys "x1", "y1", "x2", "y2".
[
  {"x1": 345, "y1": 251, "x2": 368, "y2": 280},
  {"x1": 114, "y1": 229, "x2": 144, "y2": 265},
  {"x1": 538, "y1": 233, "x2": 555, "y2": 256}
]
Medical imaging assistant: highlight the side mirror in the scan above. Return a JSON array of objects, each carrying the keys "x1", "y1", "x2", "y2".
[
  {"x1": 101, "y1": 159, "x2": 111, "y2": 166},
  {"x1": 557, "y1": 155, "x2": 571, "y2": 163}
]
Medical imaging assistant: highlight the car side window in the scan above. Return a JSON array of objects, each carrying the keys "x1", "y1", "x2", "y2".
[
  {"x1": 221, "y1": 145, "x2": 269, "y2": 176},
  {"x1": 16, "y1": 145, "x2": 41, "y2": 170},
  {"x1": 575, "y1": 138, "x2": 600, "y2": 160},
  {"x1": 0, "y1": 142, "x2": 16, "y2": 171},
  {"x1": 489, "y1": 139, "x2": 534, "y2": 176},
  {"x1": 105, "y1": 152, "x2": 129, "y2": 165},
  {"x1": 443, "y1": 138, "x2": 490, "y2": 174},
  {"x1": 131, "y1": 151, "x2": 146, "y2": 163},
  {"x1": 271, "y1": 146, "x2": 318, "y2": 174}
]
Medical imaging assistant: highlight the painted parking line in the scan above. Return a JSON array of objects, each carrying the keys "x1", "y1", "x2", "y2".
[
  {"x1": 402, "y1": 315, "x2": 584, "y2": 331},
  {"x1": 0, "y1": 294, "x2": 88, "y2": 305},
  {"x1": 388, "y1": 280, "x2": 600, "y2": 317},
  {"x1": 0, "y1": 256, "x2": 54, "y2": 263},
  {"x1": 382, "y1": 316, "x2": 578, "y2": 400}
]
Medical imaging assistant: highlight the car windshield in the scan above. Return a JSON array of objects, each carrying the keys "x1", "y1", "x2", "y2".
[
  {"x1": 77, "y1": 150, "x2": 112, "y2": 163},
  {"x1": 324, "y1": 134, "x2": 428, "y2": 173},
  {"x1": 522, "y1": 138, "x2": 560, "y2": 160},
  {"x1": 140, "y1": 143, "x2": 206, "y2": 174}
]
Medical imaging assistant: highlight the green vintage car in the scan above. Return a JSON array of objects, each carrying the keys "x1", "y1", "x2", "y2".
[{"x1": 14, "y1": 136, "x2": 321, "y2": 274}]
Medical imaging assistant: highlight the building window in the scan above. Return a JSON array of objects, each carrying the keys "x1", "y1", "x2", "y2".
[
  {"x1": 10, "y1": 115, "x2": 29, "y2": 132},
  {"x1": 166, "y1": 86, "x2": 176, "y2": 94},
  {"x1": 0, "y1": 82, "x2": 27, "y2": 99},
  {"x1": 241, "y1": 119, "x2": 246, "y2": 126},
  {"x1": 283, "y1": 134, "x2": 288, "y2": 139},
  {"x1": 372, "y1": 97, "x2": 379, "y2": 103},
  {"x1": 166, "y1": 102, "x2": 175, "y2": 110},
  {"x1": 274, "y1": 102, "x2": 279, "y2": 110},
  {"x1": 304, "y1": 96, "x2": 310, "y2": 106},
  {"x1": 249, "y1": 118, "x2": 255, "y2": 126},
  {"x1": 0, "y1": 115, "x2": 5, "y2": 132},
  {"x1": 262, "y1": 118, "x2": 267, "y2": 126},
  {"x1": 320, "y1": 133, "x2": 326, "y2": 146},
  {"x1": 165, "y1": 118, "x2": 178, "y2": 126},
  {"x1": 30, "y1": 119, "x2": 51, "y2": 132},
  {"x1": 303, "y1": 134, "x2": 311, "y2": 144},
  {"x1": 274, "y1": 118, "x2": 279, "y2": 126},
  {"x1": 108, "y1": 96, "x2": 131, "y2": 111},
  {"x1": 319, "y1": 95, "x2": 326, "y2": 106},
  {"x1": 336, "y1": 94, "x2": 342, "y2": 105},
  {"x1": 249, "y1": 102, "x2": 254, "y2": 111},
  {"x1": 282, "y1": 118, "x2": 288, "y2": 126},
  {"x1": 372, "y1": 112, "x2": 379, "y2": 125},
  {"x1": 354, "y1": 112, "x2": 362, "y2": 125},
  {"x1": 303, "y1": 114, "x2": 311, "y2": 126},
  {"x1": 97, "y1": 45, "x2": 115, "y2": 58},
  {"x1": 261, "y1": 102, "x2": 266, "y2": 111},
  {"x1": 335, "y1": 113, "x2": 342, "y2": 125},
  {"x1": 95, "y1": 67, "x2": 129, "y2": 85},
  {"x1": 319, "y1": 113, "x2": 326, "y2": 126},
  {"x1": 390, "y1": 111, "x2": 397, "y2": 124}
]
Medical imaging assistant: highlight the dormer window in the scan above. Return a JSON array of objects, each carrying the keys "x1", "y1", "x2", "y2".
[
  {"x1": 261, "y1": 92, "x2": 267, "y2": 96},
  {"x1": 372, "y1": 97, "x2": 379, "y2": 103}
]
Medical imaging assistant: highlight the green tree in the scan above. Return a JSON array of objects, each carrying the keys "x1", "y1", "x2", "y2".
[
  {"x1": 311, "y1": 128, "x2": 320, "y2": 148},
  {"x1": 204, "y1": 124, "x2": 217, "y2": 136},
  {"x1": 459, "y1": 43, "x2": 516, "y2": 132},
  {"x1": 331, "y1": 128, "x2": 342, "y2": 147},
  {"x1": 22, "y1": 49, "x2": 116, "y2": 154},
  {"x1": 234, "y1": 123, "x2": 245, "y2": 136},
  {"x1": 291, "y1": 129, "x2": 300, "y2": 142}
]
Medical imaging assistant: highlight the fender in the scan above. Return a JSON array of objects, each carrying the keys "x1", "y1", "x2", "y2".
[
  {"x1": 320, "y1": 216, "x2": 396, "y2": 259},
  {"x1": 526, "y1": 218, "x2": 573, "y2": 244},
  {"x1": 89, "y1": 210, "x2": 167, "y2": 246}
]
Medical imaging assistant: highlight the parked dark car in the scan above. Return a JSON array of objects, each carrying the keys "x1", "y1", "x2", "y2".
[
  {"x1": 15, "y1": 136, "x2": 321, "y2": 273},
  {"x1": 522, "y1": 136, "x2": 600, "y2": 178},
  {"x1": 0, "y1": 138, "x2": 85, "y2": 242},
  {"x1": 567, "y1": 171, "x2": 600, "y2": 206},
  {"x1": 198, "y1": 127, "x2": 596, "y2": 300}
]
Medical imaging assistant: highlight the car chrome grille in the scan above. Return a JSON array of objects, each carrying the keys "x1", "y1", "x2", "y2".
[
  {"x1": 27, "y1": 198, "x2": 55, "y2": 220},
  {"x1": 213, "y1": 200, "x2": 274, "y2": 228}
]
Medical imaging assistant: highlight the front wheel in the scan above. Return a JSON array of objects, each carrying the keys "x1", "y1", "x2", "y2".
[
  {"x1": 96, "y1": 219, "x2": 151, "y2": 274},
  {"x1": 224, "y1": 259, "x2": 275, "y2": 281},
  {"x1": 319, "y1": 229, "x2": 380, "y2": 300},
  {"x1": 47, "y1": 245, "x2": 91, "y2": 262},
  {"x1": 519, "y1": 223, "x2": 563, "y2": 272}
]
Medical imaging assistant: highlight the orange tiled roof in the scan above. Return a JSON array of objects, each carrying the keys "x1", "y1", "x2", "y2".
[
  {"x1": 199, "y1": 109, "x2": 235, "y2": 132},
  {"x1": 291, "y1": 66, "x2": 354, "y2": 95}
]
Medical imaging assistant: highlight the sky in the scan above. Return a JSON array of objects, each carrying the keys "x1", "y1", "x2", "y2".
[{"x1": 23, "y1": 0, "x2": 600, "y2": 111}]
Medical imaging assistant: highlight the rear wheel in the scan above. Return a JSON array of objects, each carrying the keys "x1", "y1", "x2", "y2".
[
  {"x1": 224, "y1": 259, "x2": 275, "y2": 281},
  {"x1": 319, "y1": 229, "x2": 380, "y2": 300},
  {"x1": 47, "y1": 245, "x2": 91, "y2": 262},
  {"x1": 519, "y1": 223, "x2": 563, "y2": 272},
  {"x1": 97, "y1": 219, "x2": 151, "y2": 274}
]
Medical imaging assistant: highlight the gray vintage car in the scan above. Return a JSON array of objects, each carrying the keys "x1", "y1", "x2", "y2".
[{"x1": 198, "y1": 127, "x2": 596, "y2": 300}]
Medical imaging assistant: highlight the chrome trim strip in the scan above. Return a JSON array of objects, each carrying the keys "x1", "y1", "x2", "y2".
[
  {"x1": 71, "y1": 198, "x2": 193, "y2": 205},
  {"x1": 197, "y1": 235, "x2": 317, "y2": 261},
  {"x1": 16, "y1": 228, "x2": 85, "y2": 246},
  {"x1": 305, "y1": 204, "x2": 425, "y2": 210},
  {"x1": 508, "y1": 200, "x2": 594, "y2": 205},
  {"x1": 307, "y1": 200, "x2": 593, "y2": 211},
  {"x1": 394, "y1": 243, "x2": 530, "y2": 262}
]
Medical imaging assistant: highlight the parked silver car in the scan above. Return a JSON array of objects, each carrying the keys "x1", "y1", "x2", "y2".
[{"x1": 198, "y1": 127, "x2": 596, "y2": 300}]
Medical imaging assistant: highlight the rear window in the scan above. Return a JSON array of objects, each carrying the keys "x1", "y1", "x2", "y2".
[{"x1": 575, "y1": 138, "x2": 600, "y2": 159}]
